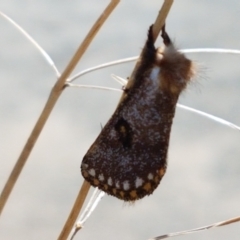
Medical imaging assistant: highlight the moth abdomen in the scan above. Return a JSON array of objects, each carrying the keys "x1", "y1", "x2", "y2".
[{"x1": 81, "y1": 24, "x2": 195, "y2": 201}]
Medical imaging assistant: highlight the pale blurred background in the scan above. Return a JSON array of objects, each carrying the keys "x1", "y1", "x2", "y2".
[{"x1": 0, "y1": 1, "x2": 240, "y2": 240}]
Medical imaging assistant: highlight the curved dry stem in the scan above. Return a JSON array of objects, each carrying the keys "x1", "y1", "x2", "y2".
[
  {"x1": 150, "y1": 216, "x2": 240, "y2": 240},
  {"x1": 0, "y1": 11, "x2": 60, "y2": 77},
  {"x1": 178, "y1": 104, "x2": 240, "y2": 131},
  {"x1": 181, "y1": 48, "x2": 240, "y2": 54},
  {"x1": 68, "y1": 47, "x2": 240, "y2": 84},
  {"x1": 68, "y1": 78, "x2": 240, "y2": 131},
  {"x1": 68, "y1": 56, "x2": 137, "y2": 83},
  {"x1": 67, "y1": 83, "x2": 122, "y2": 92},
  {"x1": 0, "y1": 0, "x2": 119, "y2": 217}
]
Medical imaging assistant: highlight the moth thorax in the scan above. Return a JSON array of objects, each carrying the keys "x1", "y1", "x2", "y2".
[{"x1": 156, "y1": 45, "x2": 195, "y2": 95}]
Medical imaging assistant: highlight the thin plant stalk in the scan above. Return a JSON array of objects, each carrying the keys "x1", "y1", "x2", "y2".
[
  {"x1": 0, "y1": 11, "x2": 60, "y2": 77},
  {"x1": 128, "y1": 0, "x2": 173, "y2": 83},
  {"x1": 0, "y1": 0, "x2": 120, "y2": 216},
  {"x1": 150, "y1": 216, "x2": 240, "y2": 240},
  {"x1": 152, "y1": 0, "x2": 174, "y2": 41},
  {"x1": 67, "y1": 84, "x2": 240, "y2": 131},
  {"x1": 68, "y1": 48, "x2": 240, "y2": 83},
  {"x1": 57, "y1": 181, "x2": 91, "y2": 240},
  {"x1": 69, "y1": 189, "x2": 105, "y2": 240}
]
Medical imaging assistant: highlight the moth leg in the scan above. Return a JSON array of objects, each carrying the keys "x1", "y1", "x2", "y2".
[
  {"x1": 161, "y1": 24, "x2": 171, "y2": 46},
  {"x1": 146, "y1": 25, "x2": 155, "y2": 50}
]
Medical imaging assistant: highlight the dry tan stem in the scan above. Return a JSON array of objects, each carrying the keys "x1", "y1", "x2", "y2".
[
  {"x1": 0, "y1": 0, "x2": 120, "y2": 215},
  {"x1": 128, "y1": 0, "x2": 174, "y2": 81},
  {"x1": 58, "y1": 181, "x2": 91, "y2": 240},
  {"x1": 152, "y1": 0, "x2": 174, "y2": 41},
  {"x1": 218, "y1": 216, "x2": 240, "y2": 227}
]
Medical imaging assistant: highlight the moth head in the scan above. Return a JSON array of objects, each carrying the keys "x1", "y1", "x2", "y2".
[{"x1": 154, "y1": 27, "x2": 196, "y2": 95}]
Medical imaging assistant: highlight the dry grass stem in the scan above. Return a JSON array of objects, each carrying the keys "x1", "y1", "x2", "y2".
[
  {"x1": 0, "y1": 0, "x2": 119, "y2": 216},
  {"x1": 57, "y1": 181, "x2": 91, "y2": 240},
  {"x1": 152, "y1": 0, "x2": 174, "y2": 41},
  {"x1": 150, "y1": 216, "x2": 240, "y2": 239},
  {"x1": 128, "y1": 0, "x2": 174, "y2": 84},
  {"x1": 56, "y1": 1, "x2": 120, "y2": 239},
  {"x1": 69, "y1": 190, "x2": 105, "y2": 240}
]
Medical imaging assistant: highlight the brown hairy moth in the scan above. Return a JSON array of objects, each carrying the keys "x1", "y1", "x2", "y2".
[{"x1": 81, "y1": 25, "x2": 195, "y2": 201}]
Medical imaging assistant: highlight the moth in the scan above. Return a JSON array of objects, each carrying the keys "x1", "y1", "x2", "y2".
[{"x1": 81, "y1": 25, "x2": 195, "y2": 201}]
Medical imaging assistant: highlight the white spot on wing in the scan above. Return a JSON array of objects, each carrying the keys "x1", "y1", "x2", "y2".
[
  {"x1": 98, "y1": 174, "x2": 104, "y2": 181},
  {"x1": 115, "y1": 181, "x2": 120, "y2": 189},
  {"x1": 108, "y1": 177, "x2": 113, "y2": 186},
  {"x1": 82, "y1": 163, "x2": 88, "y2": 169},
  {"x1": 123, "y1": 181, "x2": 130, "y2": 190},
  {"x1": 148, "y1": 173, "x2": 154, "y2": 180},
  {"x1": 88, "y1": 168, "x2": 96, "y2": 177},
  {"x1": 135, "y1": 177, "x2": 144, "y2": 188}
]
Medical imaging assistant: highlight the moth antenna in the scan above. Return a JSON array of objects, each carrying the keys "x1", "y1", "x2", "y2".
[{"x1": 161, "y1": 24, "x2": 171, "y2": 46}]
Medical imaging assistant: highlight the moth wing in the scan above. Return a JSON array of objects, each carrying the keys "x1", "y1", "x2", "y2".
[{"x1": 81, "y1": 76, "x2": 174, "y2": 200}]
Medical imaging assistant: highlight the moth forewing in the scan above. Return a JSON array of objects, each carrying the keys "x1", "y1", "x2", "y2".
[{"x1": 81, "y1": 25, "x2": 195, "y2": 201}]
